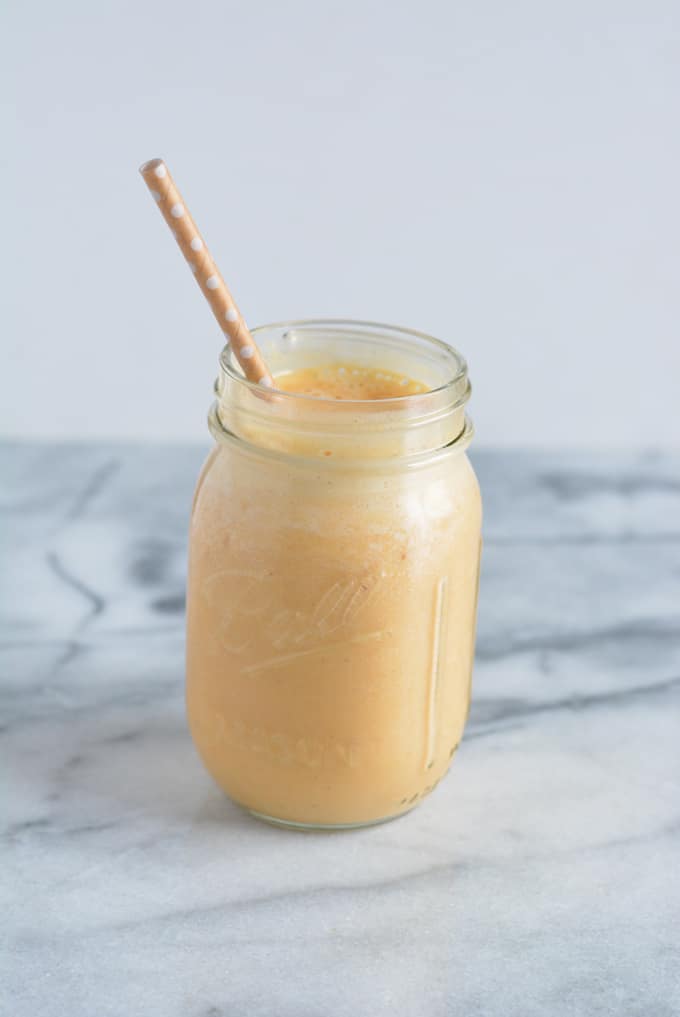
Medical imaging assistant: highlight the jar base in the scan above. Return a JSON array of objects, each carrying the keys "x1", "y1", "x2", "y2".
[{"x1": 247, "y1": 805, "x2": 417, "y2": 832}]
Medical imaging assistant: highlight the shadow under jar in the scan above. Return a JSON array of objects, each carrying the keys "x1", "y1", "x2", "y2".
[{"x1": 186, "y1": 320, "x2": 482, "y2": 829}]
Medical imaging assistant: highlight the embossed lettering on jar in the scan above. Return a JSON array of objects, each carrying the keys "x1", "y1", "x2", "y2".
[{"x1": 186, "y1": 321, "x2": 482, "y2": 829}]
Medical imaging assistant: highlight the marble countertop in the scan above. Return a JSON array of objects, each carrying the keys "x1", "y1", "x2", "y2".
[{"x1": 3, "y1": 442, "x2": 679, "y2": 1016}]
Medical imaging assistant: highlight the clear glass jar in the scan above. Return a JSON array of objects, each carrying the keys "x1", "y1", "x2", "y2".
[{"x1": 186, "y1": 320, "x2": 482, "y2": 829}]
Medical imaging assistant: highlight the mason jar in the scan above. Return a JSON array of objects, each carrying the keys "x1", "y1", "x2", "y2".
[{"x1": 186, "y1": 320, "x2": 482, "y2": 829}]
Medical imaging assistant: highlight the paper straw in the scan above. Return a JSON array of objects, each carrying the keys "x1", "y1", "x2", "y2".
[{"x1": 139, "y1": 158, "x2": 272, "y2": 387}]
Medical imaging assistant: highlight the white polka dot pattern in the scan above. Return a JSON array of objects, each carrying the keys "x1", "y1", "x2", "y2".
[{"x1": 139, "y1": 156, "x2": 272, "y2": 387}]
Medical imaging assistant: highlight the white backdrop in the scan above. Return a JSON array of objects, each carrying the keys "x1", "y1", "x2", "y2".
[{"x1": 2, "y1": 0, "x2": 679, "y2": 446}]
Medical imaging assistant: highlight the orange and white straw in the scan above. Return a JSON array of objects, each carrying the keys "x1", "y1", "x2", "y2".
[{"x1": 139, "y1": 157, "x2": 272, "y2": 387}]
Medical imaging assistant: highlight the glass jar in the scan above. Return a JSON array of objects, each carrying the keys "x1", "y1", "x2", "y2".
[{"x1": 186, "y1": 320, "x2": 482, "y2": 829}]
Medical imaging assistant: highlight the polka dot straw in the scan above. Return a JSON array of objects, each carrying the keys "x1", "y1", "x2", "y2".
[{"x1": 139, "y1": 158, "x2": 273, "y2": 388}]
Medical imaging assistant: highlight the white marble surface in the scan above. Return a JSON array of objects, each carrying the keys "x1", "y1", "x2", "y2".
[{"x1": 2, "y1": 442, "x2": 679, "y2": 1016}]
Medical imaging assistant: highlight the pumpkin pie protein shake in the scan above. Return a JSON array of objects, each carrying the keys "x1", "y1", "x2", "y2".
[{"x1": 186, "y1": 321, "x2": 482, "y2": 828}]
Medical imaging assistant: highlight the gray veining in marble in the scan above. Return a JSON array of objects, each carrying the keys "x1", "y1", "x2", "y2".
[{"x1": 2, "y1": 442, "x2": 679, "y2": 1016}]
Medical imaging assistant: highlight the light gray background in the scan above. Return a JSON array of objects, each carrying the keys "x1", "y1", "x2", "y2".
[{"x1": 2, "y1": 0, "x2": 678, "y2": 446}]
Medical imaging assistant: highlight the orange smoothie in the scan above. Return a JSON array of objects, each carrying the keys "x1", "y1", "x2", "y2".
[
  {"x1": 186, "y1": 324, "x2": 481, "y2": 828},
  {"x1": 275, "y1": 363, "x2": 429, "y2": 399}
]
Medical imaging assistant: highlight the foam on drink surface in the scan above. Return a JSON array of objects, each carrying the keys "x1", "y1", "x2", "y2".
[{"x1": 273, "y1": 363, "x2": 429, "y2": 400}]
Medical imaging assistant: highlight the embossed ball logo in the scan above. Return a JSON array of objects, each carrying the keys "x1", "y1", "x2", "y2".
[{"x1": 199, "y1": 569, "x2": 385, "y2": 673}]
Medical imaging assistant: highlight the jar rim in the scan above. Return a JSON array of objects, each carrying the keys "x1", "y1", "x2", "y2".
[
  {"x1": 220, "y1": 318, "x2": 468, "y2": 406},
  {"x1": 208, "y1": 401, "x2": 475, "y2": 469}
]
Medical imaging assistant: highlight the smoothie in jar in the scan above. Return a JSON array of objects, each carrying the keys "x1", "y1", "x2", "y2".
[{"x1": 186, "y1": 321, "x2": 482, "y2": 828}]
